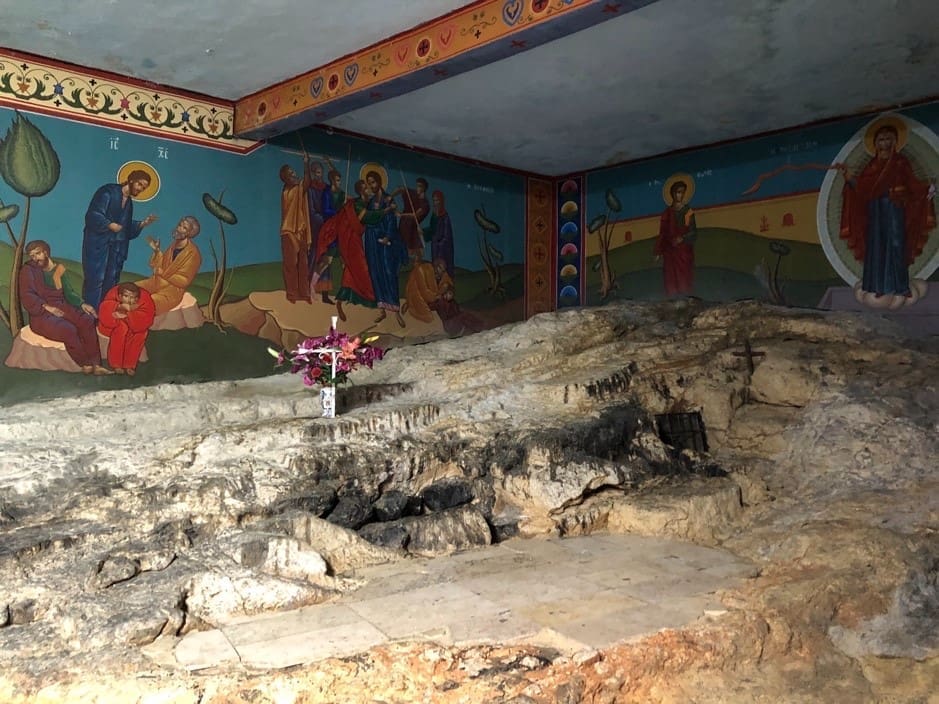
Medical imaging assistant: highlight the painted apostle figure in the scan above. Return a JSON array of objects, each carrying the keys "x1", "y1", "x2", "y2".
[
  {"x1": 279, "y1": 163, "x2": 312, "y2": 303},
  {"x1": 653, "y1": 179, "x2": 697, "y2": 296},
  {"x1": 137, "y1": 215, "x2": 202, "y2": 316},
  {"x1": 97, "y1": 282, "x2": 155, "y2": 376},
  {"x1": 20, "y1": 240, "x2": 110, "y2": 375}
]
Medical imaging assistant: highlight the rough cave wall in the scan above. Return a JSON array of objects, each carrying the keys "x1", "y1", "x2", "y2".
[
  {"x1": 577, "y1": 101, "x2": 939, "y2": 311},
  {"x1": 0, "y1": 54, "x2": 527, "y2": 404}
]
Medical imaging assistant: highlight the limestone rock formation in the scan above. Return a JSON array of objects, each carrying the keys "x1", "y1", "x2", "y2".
[{"x1": 0, "y1": 299, "x2": 937, "y2": 702}]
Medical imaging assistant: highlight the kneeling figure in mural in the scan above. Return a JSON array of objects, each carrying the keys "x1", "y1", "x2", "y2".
[{"x1": 97, "y1": 282, "x2": 155, "y2": 376}]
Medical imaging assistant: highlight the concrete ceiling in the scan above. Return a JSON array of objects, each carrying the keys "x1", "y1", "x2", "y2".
[
  {"x1": 3, "y1": 0, "x2": 939, "y2": 175},
  {"x1": 326, "y1": 0, "x2": 939, "y2": 173},
  {"x1": 0, "y1": 0, "x2": 472, "y2": 98}
]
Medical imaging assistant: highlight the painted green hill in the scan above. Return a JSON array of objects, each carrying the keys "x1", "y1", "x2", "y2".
[
  {"x1": 594, "y1": 227, "x2": 840, "y2": 280},
  {"x1": 2, "y1": 239, "x2": 523, "y2": 313},
  {"x1": 584, "y1": 228, "x2": 845, "y2": 308}
]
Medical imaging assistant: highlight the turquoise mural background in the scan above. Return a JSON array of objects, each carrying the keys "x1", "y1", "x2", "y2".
[
  {"x1": 583, "y1": 101, "x2": 939, "y2": 309},
  {"x1": 0, "y1": 106, "x2": 527, "y2": 404}
]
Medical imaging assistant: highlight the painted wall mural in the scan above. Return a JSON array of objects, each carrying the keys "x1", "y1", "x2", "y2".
[
  {"x1": 0, "y1": 107, "x2": 525, "y2": 405},
  {"x1": 583, "y1": 105, "x2": 939, "y2": 320},
  {"x1": 265, "y1": 127, "x2": 525, "y2": 344}
]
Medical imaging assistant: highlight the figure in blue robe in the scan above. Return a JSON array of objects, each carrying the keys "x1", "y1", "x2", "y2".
[
  {"x1": 82, "y1": 172, "x2": 156, "y2": 310},
  {"x1": 362, "y1": 172, "x2": 407, "y2": 325}
]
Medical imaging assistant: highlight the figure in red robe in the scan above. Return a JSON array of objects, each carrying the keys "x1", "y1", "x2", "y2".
[
  {"x1": 653, "y1": 180, "x2": 697, "y2": 296},
  {"x1": 97, "y1": 282, "x2": 155, "y2": 376},
  {"x1": 840, "y1": 124, "x2": 936, "y2": 297},
  {"x1": 316, "y1": 179, "x2": 376, "y2": 321},
  {"x1": 19, "y1": 239, "x2": 109, "y2": 375}
]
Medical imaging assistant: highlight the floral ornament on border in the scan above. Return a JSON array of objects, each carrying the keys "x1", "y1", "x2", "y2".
[{"x1": 0, "y1": 60, "x2": 235, "y2": 142}]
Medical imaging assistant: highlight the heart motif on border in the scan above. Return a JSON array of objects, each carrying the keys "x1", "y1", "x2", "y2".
[
  {"x1": 394, "y1": 44, "x2": 410, "y2": 65},
  {"x1": 439, "y1": 26, "x2": 454, "y2": 48},
  {"x1": 502, "y1": 0, "x2": 522, "y2": 26},
  {"x1": 310, "y1": 77, "x2": 324, "y2": 98},
  {"x1": 343, "y1": 63, "x2": 359, "y2": 86}
]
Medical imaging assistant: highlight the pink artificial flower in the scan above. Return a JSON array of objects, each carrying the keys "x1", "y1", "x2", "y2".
[{"x1": 340, "y1": 337, "x2": 361, "y2": 360}]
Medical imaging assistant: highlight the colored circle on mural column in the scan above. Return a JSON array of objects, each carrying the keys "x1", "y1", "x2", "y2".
[
  {"x1": 560, "y1": 221, "x2": 579, "y2": 241},
  {"x1": 116, "y1": 161, "x2": 160, "y2": 201}
]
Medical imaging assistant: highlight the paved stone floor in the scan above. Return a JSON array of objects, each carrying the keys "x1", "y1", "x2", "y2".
[{"x1": 169, "y1": 534, "x2": 757, "y2": 671}]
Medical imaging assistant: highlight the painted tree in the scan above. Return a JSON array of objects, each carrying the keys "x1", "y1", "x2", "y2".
[
  {"x1": 0, "y1": 111, "x2": 61, "y2": 335},
  {"x1": 587, "y1": 188, "x2": 622, "y2": 299},
  {"x1": 474, "y1": 206, "x2": 505, "y2": 299},
  {"x1": 201, "y1": 192, "x2": 238, "y2": 330}
]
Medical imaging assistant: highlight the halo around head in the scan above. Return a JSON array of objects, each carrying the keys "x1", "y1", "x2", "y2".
[
  {"x1": 863, "y1": 114, "x2": 908, "y2": 155},
  {"x1": 116, "y1": 161, "x2": 160, "y2": 201},
  {"x1": 662, "y1": 172, "x2": 695, "y2": 205},
  {"x1": 359, "y1": 162, "x2": 389, "y2": 189}
]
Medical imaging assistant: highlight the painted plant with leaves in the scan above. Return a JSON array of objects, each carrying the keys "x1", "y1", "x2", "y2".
[
  {"x1": 201, "y1": 191, "x2": 238, "y2": 330},
  {"x1": 0, "y1": 111, "x2": 61, "y2": 335},
  {"x1": 588, "y1": 188, "x2": 622, "y2": 299},
  {"x1": 474, "y1": 206, "x2": 505, "y2": 299},
  {"x1": 754, "y1": 239, "x2": 791, "y2": 305}
]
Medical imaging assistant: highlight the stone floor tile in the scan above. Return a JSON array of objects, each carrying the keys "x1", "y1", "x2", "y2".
[
  {"x1": 516, "y1": 590, "x2": 646, "y2": 635},
  {"x1": 439, "y1": 546, "x2": 541, "y2": 581},
  {"x1": 222, "y1": 603, "x2": 362, "y2": 646},
  {"x1": 346, "y1": 582, "x2": 492, "y2": 640},
  {"x1": 460, "y1": 570, "x2": 598, "y2": 610},
  {"x1": 234, "y1": 621, "x2": 387, "y2": 669},
  {"x1": 448, "y1": 608, "x2": 542, "y2": 646},
  {"x1": 616, "y1": 571, "x2": 742, "y2": 603},
  {"x1": 577, "y1": 561, "x2": 668, "y2": 590},
  {"x1": 340, "y1": 566, "x2": 443, "y2": 600},
  {"x1": 499, "y1": 537, "x2": 573, "y2": 564},
  {"x1": 174, "y1": 629, "x2": 240, "y2": 671}
]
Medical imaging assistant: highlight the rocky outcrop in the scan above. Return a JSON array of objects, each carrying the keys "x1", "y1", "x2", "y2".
[{"x1": 0, "y1": 299, "x2": 937, "y2": 702}]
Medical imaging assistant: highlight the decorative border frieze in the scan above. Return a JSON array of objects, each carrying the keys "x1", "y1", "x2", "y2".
[
  {"x1": 236, "y1": 0, "x2": 647, "y2": 138},
  {"x1": 0, "y1": 50, "x2": 262, "y2": 153}
]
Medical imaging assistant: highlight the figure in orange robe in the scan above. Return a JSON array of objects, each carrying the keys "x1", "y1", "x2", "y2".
[
  {"x1": 403, "y1": 258, "x2": 452, "y2": 323},
  {"x1": 279, "y1": 162, "x2": 312, "y2": 303},
  {"x1": 137, "y1": 215, "x2": 202, "y2": 315},
  {"x1": 97, "y1": 282, "x2": 155, "y2": 375}
]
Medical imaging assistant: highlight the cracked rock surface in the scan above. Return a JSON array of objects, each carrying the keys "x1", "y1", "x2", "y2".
[{"x1": 0, "y1": 299, "x2": 937, "y2": 702}]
